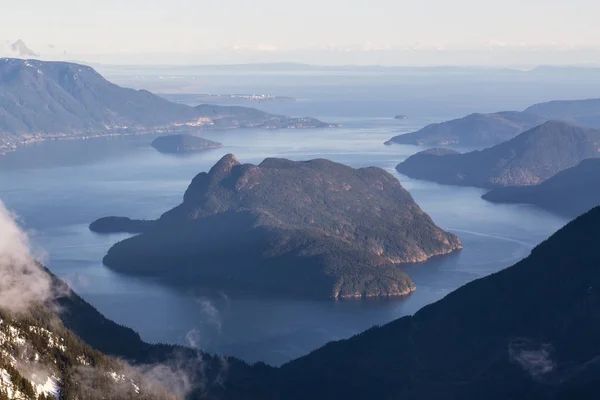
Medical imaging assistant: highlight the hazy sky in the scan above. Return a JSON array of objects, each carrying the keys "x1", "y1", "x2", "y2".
[{"x1": 1, "y1": 0, "x2": 599, "y2": 64}]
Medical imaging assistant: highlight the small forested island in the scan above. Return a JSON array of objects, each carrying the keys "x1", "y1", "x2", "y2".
[
  {"x1": 89, "y1": 216, "x2": 156, "y2": 233},
  {"x1": 151, "y1": 134, "x2": 223, "y2": 154},
  {"x1": 396, "y1": 121, "x2": 600, "y2": 188},
  {"x1": 93, "y1": 154, "x2": 461, "y2": 299},
  {"x1": 482, "y1": 158, "x2": 600, "y2": 217}
]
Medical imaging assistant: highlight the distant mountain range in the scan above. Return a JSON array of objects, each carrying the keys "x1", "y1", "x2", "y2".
[
  {"x1": 386, "y1": 98, "x2": 600, "y2": 148},
  {"x1": 0, "y1": 58, "x2": 334, "y2": 154},
  {"x1": 396, "y1": 121, "x2": 600, "y2": 188},
  {"x1": 483, "y1": 158, "x2": 600, "y2": 217},
  {"x1": 92, "y1": 154, "x2": 461, "y2": 299}
]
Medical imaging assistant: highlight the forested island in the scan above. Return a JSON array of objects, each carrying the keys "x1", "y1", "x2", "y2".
[{"x1": 93, "y1": 154, "x2": 461, "y2": 299}]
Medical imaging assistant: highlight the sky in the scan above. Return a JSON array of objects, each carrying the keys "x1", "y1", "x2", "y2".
[{"x1": 1, "y1": 0, "x2": 599, "y2": 65}]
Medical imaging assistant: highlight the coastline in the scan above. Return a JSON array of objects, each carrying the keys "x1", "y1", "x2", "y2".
[
  {"x1": 0, "y1": 131, "x2": 164, "y2": 156},
  {"x1": 0, "y1": 121, "x2": 339, "y2": 157}
]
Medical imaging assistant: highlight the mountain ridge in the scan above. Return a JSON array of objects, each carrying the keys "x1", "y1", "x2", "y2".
[
  {"x1": 396, "y1": 120, "x2": 600, "y2": 188},
  {"x1": 386, "y1": 111, "x2": 546, "y2": 147},
  {"x1": 482, "y1": 158, "x2": 600, "y2": 217},
  {"x1": 525, "y1": 98, "x2": 600, "y2": 127},
  {"x1": 386, "y1": 97, "x2": 600, "y2": 148},
  {"x1": 0, "y1": 58, "x2": 334, "y2": 155}
]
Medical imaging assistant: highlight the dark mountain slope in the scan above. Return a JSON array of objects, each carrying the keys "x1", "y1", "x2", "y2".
[
  {"x1": 51, "y1": 271, "x2": 177, "y2": 364},
  {"x1": 272, "y1": 206, "x2": 600, "y2": 399},
  {"x1": 48, "y1": 270, "x2": 270, "y2": 399},
  {"x1": 386, "y1": 111, "x2": 545, "y2": 147},
  {"x1": 396, "y1": 121, "x2": 600, "y2": 188},
  {"x1": 0, "y1": 304, "x2": 161, "y2": 399},
  {"x1": 95, "y1": 154, "x2": 461, "y2": 299},
  {"x1": 483, "y1": 158, "x2": 600, "y2": 217},
  {"x1": 0, "y1": 261, "x2": 271, "y2": 399}
]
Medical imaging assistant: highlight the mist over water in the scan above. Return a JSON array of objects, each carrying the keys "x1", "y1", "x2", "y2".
[{"x1": 0, "y1": 93, "x2": 568, "y2": 365}]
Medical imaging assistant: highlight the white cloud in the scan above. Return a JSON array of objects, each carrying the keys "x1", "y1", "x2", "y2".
[
  {"x1": 509, "y1": 339, "x2": 555, "y2": 379},
  {"x1": 0, "y1": 200, "x2": 53, "y2": 314}
]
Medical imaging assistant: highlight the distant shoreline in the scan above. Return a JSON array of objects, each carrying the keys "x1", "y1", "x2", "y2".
[
  {"x1": 191, "y1": 93, "x2": 296, "y2": 104},
  {"x1": 0, "y1": 121, "x2": 340, "y2": 156},
  {"x1": 0, "y1": 131, "x2": 154, "y2": 156},
  {"x1": 0, "y1": 129, "x2": 215, "y2": 156}
]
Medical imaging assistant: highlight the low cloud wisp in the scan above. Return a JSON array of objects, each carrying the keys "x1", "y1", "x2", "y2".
[{"x1": 0, "y1": 200, "x2": 53, "y2": 314}]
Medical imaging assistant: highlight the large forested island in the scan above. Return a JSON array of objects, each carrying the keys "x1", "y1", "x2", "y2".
[
  {"x1": 94, "y1": 154, "x2": 461, "y2": 299},
  {"x1": 0, "y1": 58, "x2": 335, "y2": 155},
  {"x1": 396, "y1": 121, "x2": 600, "y2": 188},
  {"x1": 483, "y1": 158, "x2": 600, "y2": 217}
]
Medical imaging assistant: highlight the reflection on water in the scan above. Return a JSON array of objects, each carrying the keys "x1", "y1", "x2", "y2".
[{"x1": 0, "y1": 117, "x2": 568, "y2": 366}]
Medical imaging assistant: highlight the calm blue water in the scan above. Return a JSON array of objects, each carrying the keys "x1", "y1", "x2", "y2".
[{"x1": 0, "y1": 115, "x2": 568, "y2": 366}]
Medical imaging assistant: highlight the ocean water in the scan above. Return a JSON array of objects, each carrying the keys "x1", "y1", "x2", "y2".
[{"x1": 0, "y1": 115, "x2": 568, "y2": 366}]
